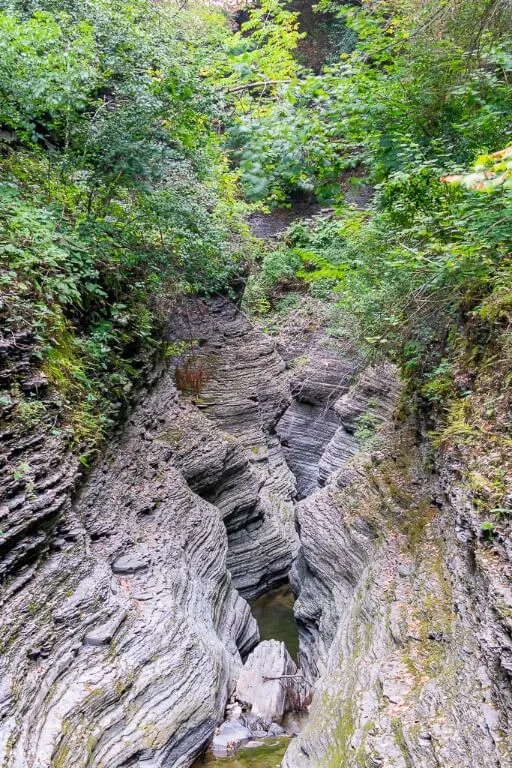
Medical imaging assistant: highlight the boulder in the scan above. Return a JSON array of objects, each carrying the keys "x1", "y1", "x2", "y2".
[
  {"x1": 236, "y1": 640, "x2": 297, "y2": 723},
  {"x1": 211, "y1": 721, "x2": 252, "y2": 756}
]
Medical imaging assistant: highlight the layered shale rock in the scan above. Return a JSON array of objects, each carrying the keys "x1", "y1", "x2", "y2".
[
  {"x1": 169, "y1": 298, "x2": 298, "y2": 599},
  {"x1": 0, "y1": 326, "x2": 81, "y2": 582},
  {"x1": 276, "y1": 334, "x2": 361, "y2": 498},
  {"x1": 0, "y1": 299, "x2": 303, "y2": 767},
  {"x1": 283, "y1": 380, "x2": 512, "y2": 768},
  {"x1": 0, "y1": 372, "x2": 260, "y2": 767}
]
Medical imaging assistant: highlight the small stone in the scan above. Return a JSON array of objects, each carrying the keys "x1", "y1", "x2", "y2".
[
  {"x1": 21, "y1": 375, "x2": 49, "y2": 393},
  {"x1": 83, "y1": 613, "x2": 126, "y2": 646},
  {"x1": 112, "y1": 553, "x2": 148, "y2": 574},
  {"x1": 226, "y1": 703, "x2": 242, "y2": 721},
  {"x1": 211, "y1": 721, "x2": 251, "y2": 756}
]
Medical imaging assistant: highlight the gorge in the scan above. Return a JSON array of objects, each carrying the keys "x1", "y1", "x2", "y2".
[
  {"x1": 2, "y1": 292, "x2": 512, "y2": 767},
  {"x1": 1, "y1": 0, "x2": 512, "y2": 766}
]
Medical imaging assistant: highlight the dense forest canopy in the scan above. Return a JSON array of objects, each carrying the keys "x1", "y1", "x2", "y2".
[{"x1": 1, "y1": 0, "x2": 511, "y2": 514}]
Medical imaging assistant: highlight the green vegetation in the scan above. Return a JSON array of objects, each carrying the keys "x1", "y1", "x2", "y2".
[
  {"x1": 0, "y1": 0, "x2": 251, "y2": 455},
  {"x1": 234, "y1": 0, "x2": 512, "y2": 516},
  {"x1": 2, "y1": 0, "x2": 511, "y2": 516}
]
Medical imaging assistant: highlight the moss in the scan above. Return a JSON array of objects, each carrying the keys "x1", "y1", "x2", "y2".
[
  {"x1": 390, "y1": 718, "x2": 414, "y2": 768},
  {"x1": 495, "y1": 600, "x2": 512, "y2": 620},
  {"x1": 16, "y1": 398, "x2": 47, "y2": 428},
  {"x1": 50, "y1": 743, "x2": 70, "y2": 768}
]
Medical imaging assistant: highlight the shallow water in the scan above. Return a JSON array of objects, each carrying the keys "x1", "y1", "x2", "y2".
[
  {"x1": 250, "y1": 584, "x2": 299, "y2": 663},
  {"x1": 192, "y1": 737, "x2": 290, "y2": 767}
]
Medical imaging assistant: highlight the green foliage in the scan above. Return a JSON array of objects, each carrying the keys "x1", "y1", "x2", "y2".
[
  {"x1": 223, "y1": 0, "x2": 512, "y2": 202},
  {"x1": 0, "y1": 0, "x2": 252, "y2": 454},
  {"x1": 212, "y1": 0, "x2": 304, "y2": 98},
  {"x1": 480, "y1": 521, "x2": 495, "y2": 541},
  {"x1": 262, "y1": 248, "x2": 301, "y2": 287},
  {"x1": 233, "y1": 1, "x2": 512, "y2": 514},
  {"x1": 353, "y1": 410, "x2": 379, "y2": 449}
]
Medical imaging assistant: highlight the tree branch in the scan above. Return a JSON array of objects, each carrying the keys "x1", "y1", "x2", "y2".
[{"x1": 224, "y1": 79, "x2": 291, "y2": 94}]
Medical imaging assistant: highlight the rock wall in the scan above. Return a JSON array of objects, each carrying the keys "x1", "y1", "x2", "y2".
[
  {"x1": 4, "y1": 294, "x2": 509, "y2": 768},
  {"x1": 169, "y1": 298, "x2": 298, "y2": 599},
  {"x1": 282, "y1": 376, "x2": 512, "y2": 768},
  {"x1": 276, "y1": 334, "x2": 360, "y2": 498},
  {"x1": 0, "y1": 299, "x2": 300, "y2": 767},
  {"x1": 0, "y1": 371, "x2": 260, "y2": 767}
]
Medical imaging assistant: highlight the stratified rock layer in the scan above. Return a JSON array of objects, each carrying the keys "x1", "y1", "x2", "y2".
[
  {"x1": 276, "y1": 335, "x2": 360, "y2": 498},
  {"x1": 169, "y1": 298, "x2": 298, "y2": 599},
  {"x1": 0, "y1": 299, "x2": 299, "y2": 768},
  {"x1": 283, "y1": 374, "x2": 512, "y2": 768},
  {"x1": 0, "y1": 373, "x2": 259, "y2": 768}
]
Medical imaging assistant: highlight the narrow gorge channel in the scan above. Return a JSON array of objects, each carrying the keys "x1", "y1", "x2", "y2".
[
  {"x1": 2, "y1": 281, "x2": 512, "y2": 768},
  {"x1": 2, "y1": 0, "x2": 512, "y2": 765},
  {"x1": 0, "y1": 274, "x2": 399, "y2": 767}
]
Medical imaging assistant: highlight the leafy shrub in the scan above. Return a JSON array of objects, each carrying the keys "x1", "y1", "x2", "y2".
[{"x1": 0, "y1": 0, "x2": 252, "y2": 455}]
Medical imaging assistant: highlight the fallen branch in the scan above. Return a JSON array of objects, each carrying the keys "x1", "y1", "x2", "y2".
[{"x1": 224, "y1": 79, "x2": 291, "y2": 94}]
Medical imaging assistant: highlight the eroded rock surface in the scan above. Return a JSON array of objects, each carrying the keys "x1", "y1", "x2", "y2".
[
  {"x1": 235, "y1": 640, "x2": 298, "y2": 724},
  {"x1": 0, "y1": 372, "x2": 261, "y2": 767},
  {"x1": 0, "y1": 299, "x2": 302, "y2": 767},
  {"x1": 283, "y1": 387, "x2": 512, "y2": 767},
  {"x1": 170, "y1": 298, "x2": 298, "y2": 599},
  {"x1": 276, "y1": 335, "x2": 360, "y2": 498},
  {"x1": 4, "y1": 293, "x2": 510, "y2": 768}
]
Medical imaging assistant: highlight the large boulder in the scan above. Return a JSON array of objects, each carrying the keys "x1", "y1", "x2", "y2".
[{"x1": 236, "y1": 640, "x2": 299, "y2": 723}]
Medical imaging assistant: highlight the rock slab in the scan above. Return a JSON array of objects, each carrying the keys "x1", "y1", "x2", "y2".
[{"x1": 236, "y1": 640, "x2": 298, "y2": 723}]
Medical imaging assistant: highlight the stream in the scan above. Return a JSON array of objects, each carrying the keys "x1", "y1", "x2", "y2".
[
  {"x1": 192, "y1": 583, "x2": 303, "y2": 766},
  {"x1": 191, "y1": 738, "x2": 290, "y2": 768},
  {"x1": 250, "y1": 584, "x2": 299, "y2": 663}
]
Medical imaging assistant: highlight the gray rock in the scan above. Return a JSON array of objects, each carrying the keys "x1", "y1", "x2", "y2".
[
  {"x1": 111, "y1": 553, "x2": 148, "y2": 574},
  {"x1": 82, "y1": 612, "x2": 126, "y2": 646},
  {"x1": 211, "y1": 721, "x2": 251, "y2": 756},
  {"x1": 282, "y1": 373, "x2": 512, "y2": 768},
  {"x1": 236, "y1": 640, "x2": 301, "y2": 723}
]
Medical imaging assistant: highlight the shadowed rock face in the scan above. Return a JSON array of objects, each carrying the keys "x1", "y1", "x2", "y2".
[
  {"x1": 275, "y1": 336, "x2": 361, "y2": 498},
  {"x1": 169, "y1": 298, "x2": 298, "y2": 600}
]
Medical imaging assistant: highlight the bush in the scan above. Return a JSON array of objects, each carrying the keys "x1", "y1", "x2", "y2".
[{"x1": 0, "y1": 0, "x2": 252, "y2": 455}]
